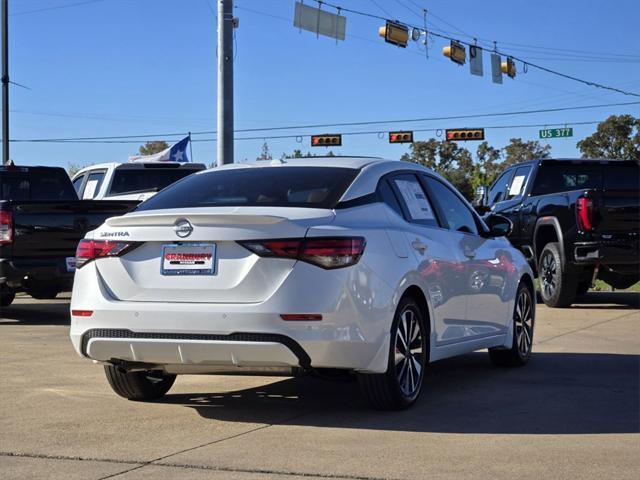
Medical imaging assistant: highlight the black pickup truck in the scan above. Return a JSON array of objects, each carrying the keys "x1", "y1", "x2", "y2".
[
  {"x1": 475, "y1": 158, "x2": 639, "y2": 307},
  {"x1": 0, "y1": 165, "x2": 138, "y2": 307}
]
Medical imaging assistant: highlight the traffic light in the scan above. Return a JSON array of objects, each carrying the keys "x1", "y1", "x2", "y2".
[
  {"x1": 389, "y1": 131, "x2": 413, "y2": 144},
  {"x1": 379, "y1": 21, "x2": 409, "y2": 48},
  {"x1": 311, "y1": 134, "x2": 342, "y2": 147},
  {"x1": 445, "y1": 129, "x2": 485, "y2": 141},
  {"x1": 501, "y1": 56, "x2": 516, "y2": 78},
  {"x1": 443, "y1": 40, "x2": 466, "y2": 65}
]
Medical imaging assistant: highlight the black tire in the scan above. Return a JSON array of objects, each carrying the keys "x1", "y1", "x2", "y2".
[
  {"x1": 0, "y1": 290, "x2": 15, "y2": 307},
  {"x1": 489, "y1": 283, "x2": 535, "y2": 367},
  {"x1": 27, "y1": 288, "x2": 59, "y2": 300},
  {"x1": 576, "y1": 280, "x2": 591, "y2": 295},
  {"x1": 104, "y1": 365, "x2": 176, "y2": 401},
  {"x1": 538, "y1": 242, "x2": 577, "y2": 308},
  {"x1": 358, "y1": 296, "x2": 429, "y2": 410}
]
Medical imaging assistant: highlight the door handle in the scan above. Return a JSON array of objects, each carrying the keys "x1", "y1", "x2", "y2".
[{"x1": 411, "y1": 240, "x2": 428, "y2": 254}]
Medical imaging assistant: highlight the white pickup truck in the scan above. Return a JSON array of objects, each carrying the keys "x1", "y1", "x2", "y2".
[{"x1": 71, "y1": 162, "x2": 206, "y2": 201}]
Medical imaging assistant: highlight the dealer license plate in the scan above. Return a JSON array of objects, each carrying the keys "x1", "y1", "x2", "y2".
[{"x1": 161, "y1": 243, "x2": 216, "y2": 276}]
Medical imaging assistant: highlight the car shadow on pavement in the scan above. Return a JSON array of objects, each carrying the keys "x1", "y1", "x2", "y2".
[
  {"x1": 160, "y1": 351, "x2": 638, "y2": 435},
  {"x1": 571, "y1": 291, "x2": 640, "y2": 309},
  {"x1": 0, "y1": 300, "x2": 70, "y2": 326}
]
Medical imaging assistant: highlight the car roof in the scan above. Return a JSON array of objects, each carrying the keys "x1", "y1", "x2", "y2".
[{"x1": 199, "y1": 156, "x2": 439, "y2": 202}]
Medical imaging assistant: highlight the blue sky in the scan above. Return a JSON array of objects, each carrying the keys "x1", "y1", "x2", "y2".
[{"x1": 6, "y1": 0, "x2": 640, "y2": 168}]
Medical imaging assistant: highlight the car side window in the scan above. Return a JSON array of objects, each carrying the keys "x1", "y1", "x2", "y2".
[
  {"x1": 82, "y1": 171, "x2": 106, "y2": 199},
  {"x1": 72, "y1": 175, "x2": 85, "y2": 196},
  {"x1": 488, "y1": 169, "x2": 514, "y2": 206},
  {"x1": 390, "y1": 174, "x2": 437, "y2": 227},
  {"x1": 377, "y1": 179, "x2": 403, "y2": 217},
  {"x1": 506, "y1": 166, "x2": 531, "y2": 200},
  {"x1": 423, "y1": 177, "x2": 479, "y2": 235}
]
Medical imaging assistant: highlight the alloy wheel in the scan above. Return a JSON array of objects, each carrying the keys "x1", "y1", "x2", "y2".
[
  {"x1": 394, "y1": 307, "x2": 424, "y2": 398},
  {"x1": 540, "y1": 251, "x2": 557, "y2": 298},
  {"x1": 514, "y1": 288, "x2": 534, "y2": 358}
]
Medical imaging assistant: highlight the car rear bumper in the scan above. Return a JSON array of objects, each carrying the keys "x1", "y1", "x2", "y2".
[
  {"x1": 70, "y1": 262, "x2": 394, "y2": 373},
  {"x1": 573, "y1": 239, "x2": 640, "y2": 266},
  {"x1": 0, "y1": 257, "x2": 74, "y2": 292}
]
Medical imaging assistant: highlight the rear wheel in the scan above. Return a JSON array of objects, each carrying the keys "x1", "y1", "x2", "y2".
[
  {"x1": 0, "y1": 290, "x2": 15, "y2": 307},
  {"x1": 489, "y1": 283, "x2": 534, "y2": 366},
  {"x1": 538, "y1": 242, "x2": 577, "y2": 308},
  {"x1": 358, "y1": 297, "x2": 428, "y2": 410},
  {"x1": 104, "y1": 365, "x2": 176, "y2": 401}
]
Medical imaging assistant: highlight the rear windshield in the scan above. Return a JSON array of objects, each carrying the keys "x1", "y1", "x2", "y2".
[
  {"x1": 136, "y1": 167, "x2": 359, "y2": 211},
  {"x1": 532, "y1": 162, "x2": 639, "y2": 196},
  {"x1": 107, "y1": 168, "x2": 198, "y2": 196},
  {"x1": 0, "y1": 168, "x2": 77, "y2": 201}
]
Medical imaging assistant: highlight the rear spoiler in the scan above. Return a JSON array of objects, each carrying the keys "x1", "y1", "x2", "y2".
[{"x1": 105, "y1": 212, "x2": 288, "y2": 227}]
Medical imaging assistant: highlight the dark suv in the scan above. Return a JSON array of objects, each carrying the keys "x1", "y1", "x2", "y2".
[{"x1": 475, "y1": 158, "x2": 639, "y2": 307}]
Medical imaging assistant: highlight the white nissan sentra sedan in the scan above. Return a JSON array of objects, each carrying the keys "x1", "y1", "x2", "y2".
[{"x1": 70, "y1": 157, "x2": 535, "y2": 410}]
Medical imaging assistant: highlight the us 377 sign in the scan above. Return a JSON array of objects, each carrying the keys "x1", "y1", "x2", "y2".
[{"x1": 539, "y1": 127, "x2": 573, "y2": 139}]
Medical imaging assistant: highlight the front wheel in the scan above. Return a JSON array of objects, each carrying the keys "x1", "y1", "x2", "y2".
[
  {"x1": 358, "y1": 297, "x2": 428, "y2": 410},
  {"x1": 489, "y1": 283, "x2": 535, "y2": 366},
  {"x1": 104, "y1": 365, "x2": 176, "y2": 401}
]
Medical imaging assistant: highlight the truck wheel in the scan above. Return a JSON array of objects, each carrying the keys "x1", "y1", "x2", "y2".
[
  {"x1": 489, "y1": 282, "x2": 534, "y2": 366},
  {"x1": 358, "y1": 296, "x2": 428, "y2": 410},
  {"x1": 1, "y1": 290, "x2": 15, "y2": 307},
  {"x1": 104, "y1": 365, "x2": 176, "y2": 401},
  {"x1": 27, "y1": 289, "x2": 59, "y2": 300},
  {"x1": 538, "y1": 242, "x2": 577, "y2": 308}
]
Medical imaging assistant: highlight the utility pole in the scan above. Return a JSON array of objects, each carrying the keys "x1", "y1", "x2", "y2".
[
  {"x1": 217, "y1": 0, "x2": 234, "y2": 166},
  {"x1": 1, "y1": 0, "x2": 9, "y2": 165}
]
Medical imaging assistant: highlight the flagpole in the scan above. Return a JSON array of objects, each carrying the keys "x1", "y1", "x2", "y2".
[
  {"x1": 217, "y1": 0, "x2": 234, "y2": 166},
  {"x1": 188, "y1": 131, "x2": 193, "y2": 163}
]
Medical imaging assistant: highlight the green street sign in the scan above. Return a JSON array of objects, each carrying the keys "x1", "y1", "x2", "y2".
[{"x1": 539, "y1": 127, "x2": 573, "y2": 139}]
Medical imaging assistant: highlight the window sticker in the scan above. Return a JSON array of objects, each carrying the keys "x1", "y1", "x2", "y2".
[
  {"x1": 395, "y1": 179, "x2": 435, "y2": 220},
  {"x1": 83, "y1": 179, "x2": 99, "y2": 199},
  {"x1": 508, "y1": 175, "x2": 526, "y2": 197}
]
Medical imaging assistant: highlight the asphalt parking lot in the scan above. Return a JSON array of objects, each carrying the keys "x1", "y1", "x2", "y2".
[{"x1": 1, "y1": 292, "x2": 639, "y2": 480}]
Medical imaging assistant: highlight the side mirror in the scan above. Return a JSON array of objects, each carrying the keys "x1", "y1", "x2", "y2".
[
  {"x1": 473, "y1": 186, "x2": 490, "y2": 214},
  {"x1": 485, "y1": 214, "x2": 513, "y2": 237}
]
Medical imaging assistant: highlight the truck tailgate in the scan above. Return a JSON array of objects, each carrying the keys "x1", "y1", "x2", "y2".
[{"x1": 9, "y1": 200, "x2": 138, "y2": 259}]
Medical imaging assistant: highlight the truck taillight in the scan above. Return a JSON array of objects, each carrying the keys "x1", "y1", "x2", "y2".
[
  {"x1": 577, "y1": 197, "x2": 594, "y2": 232},
  {"x1": 0, "y1": 210, "x2": 12, "y2": 245},
  {"x1": 239, "y1": 237, "x2": 366, "y2": 270},
  {"x1": 75, "y1": 239, "x2": 139, "y2": 269}
]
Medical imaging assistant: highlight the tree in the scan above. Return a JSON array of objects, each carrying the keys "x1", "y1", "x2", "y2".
[
  {"x1": 577, "y1": 114, "x2": 639, "y2": 160},
  {"x1": 503, "y1": 138, "x2": 551, "y2": 165},
  {"x1": 67, "y1": 162, "x2": 82, "y2": 177},
  {"x1": 472, "y1": 141, "x2": 503, "y2": 190},
  {"x1": 401, "y1": 139, "x2": 475, "y2": 199},
  {"x1": 138, "y1": 141, "x2": 169, "y2": 156},
  {"x1": 257, "y1": 142, "x2": 272, "y2": 161},
  {"x1": 281, "y1": 149, "x2": 336, "y2": 159}
]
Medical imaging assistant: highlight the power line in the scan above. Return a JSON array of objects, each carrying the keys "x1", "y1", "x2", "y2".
[
  {"x1": 314, "y1": 1, "x2": 640, "y2": 97},
  {"x1": 7, "y1": 100, "x2": 638, "y2": 143},
  {"x1": 3, "y1": 119, "x2": 611, "y2": 144},
  {"x1": 10, "y1": 0, "x2": 105, "y2": 16}
]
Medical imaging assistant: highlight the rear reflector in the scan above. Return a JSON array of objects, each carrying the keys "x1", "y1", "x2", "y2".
[
  {"x1": 239, "y1": 237, "x2": 366, "y2": 270},
  {"x1": 576, "y1": 197, "x2": 594, "y2": 231},
  {"x1": 280, "y1": 314, "x2": 323, "y2": 321},
  {"x1": 75, "y1": 239, "x2": 139, "y2": 269},
  {"x1": 71, "y1": 310, "x2": 93, "y2": 317}
]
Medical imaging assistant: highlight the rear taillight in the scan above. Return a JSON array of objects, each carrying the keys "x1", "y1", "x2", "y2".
[
  {"x1": 577, "y1": 197, "x2": 594, "y2": 232},
  {"x1": 75, "y1": 239, "x2": 138, "y2": 269},
  {"x1": 0, "y1": 210, "x2": 12, "y2": 245},
  {"x1": 239, "y1": 237, "x2": 366, "y2": 270}
]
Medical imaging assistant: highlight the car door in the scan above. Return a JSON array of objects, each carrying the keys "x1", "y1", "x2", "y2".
[
  {"x1": 422, "y1": 175, "x2": 510, "y2": 344},
  {"x1": 386, "y1": 173, "x2": 468, "y2": 346},
  {"x1": 492, "y1": 165, "x2": 533, "y2": 244}
]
